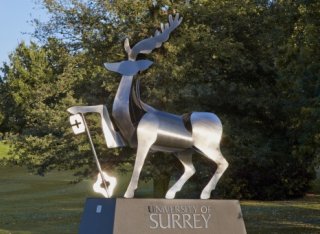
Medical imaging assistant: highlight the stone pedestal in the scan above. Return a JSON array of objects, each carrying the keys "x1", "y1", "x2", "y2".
[{"x1": 79, "y1": 198, "x2": 246, "y2": 234}]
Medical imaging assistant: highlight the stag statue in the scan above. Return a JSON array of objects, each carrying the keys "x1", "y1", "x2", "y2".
[{"x1": 68, "y1": 14, "x2": 228, "y2": 199}]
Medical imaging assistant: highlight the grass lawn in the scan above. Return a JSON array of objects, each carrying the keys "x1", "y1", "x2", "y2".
[
  {"x1": 0, "y1": 142, "x2": 319, "y2": 233},
  {"x1": 0, "y1": 166, "x2": 94, "y2": 234}
]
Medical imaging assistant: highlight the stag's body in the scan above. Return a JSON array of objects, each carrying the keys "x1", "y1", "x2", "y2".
[
  {"x1": 68, "y1": 14, "x2": 228, "y2": 199},
  {"x1": 125, "y1": 107, "x2": 228, "y2": 199}
]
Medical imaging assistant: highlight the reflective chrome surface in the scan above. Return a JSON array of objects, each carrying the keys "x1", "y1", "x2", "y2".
[
  {"x1": 68, "y1": 14, "x2": 229, "y2": 199},
  {"x1": 111, "y1": 75, "x2": 136, "y2": 146},
  {"x1": 104, "y1": 60, "x2": 153, "y2": 76},
  {"x1": 127, "y1": 14, "x2": 183, "y2": 60},
  {"x1": 150, "y1": 110, "x2": 193, "y2": 151}
]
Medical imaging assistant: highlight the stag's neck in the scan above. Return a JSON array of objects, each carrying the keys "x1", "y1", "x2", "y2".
[{"x1": 112, "y1": 75, "x2": 136, "y2": 145}]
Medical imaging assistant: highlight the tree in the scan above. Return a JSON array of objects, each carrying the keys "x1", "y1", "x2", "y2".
[{"x1": 273, "y1": 0, "x2": 320, "y2": 197}]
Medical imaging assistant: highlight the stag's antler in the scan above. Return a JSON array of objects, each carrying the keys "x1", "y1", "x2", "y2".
[{"x1": 126, "y1": 14, "x2": 183, "y2": 61}]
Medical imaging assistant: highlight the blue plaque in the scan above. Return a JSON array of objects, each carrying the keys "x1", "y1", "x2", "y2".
[{"x1": 79, "y1": 198, "x2": 116, "y2": 234}]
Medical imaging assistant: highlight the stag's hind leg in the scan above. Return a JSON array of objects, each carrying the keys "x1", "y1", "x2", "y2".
[
  {"x1": 191, "y1": 112, "x2": 229, "y2": 199},
  {"x1": 124, "y1": 114, "x2": 159, "y2": 198},
  {"x1": 197, "y1": 147, "x2": 228, "y2": 199},
  {"x1": 165, "y1": 150, "x2": 195, "y2": 199}
]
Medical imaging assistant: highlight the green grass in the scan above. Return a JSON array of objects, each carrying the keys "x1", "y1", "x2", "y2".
[{"x1": 0, "y1": 166, "x2": 94, "y2": 234}]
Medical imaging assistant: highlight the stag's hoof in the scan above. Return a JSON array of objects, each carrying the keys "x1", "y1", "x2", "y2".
[
  {"x1": 200, "y1": 190, "x2": 211, "y2": 199},
  {"x1": 124, "y1": 190, "x2": 134, "y2": 198},
  {"x1": 165, "y1": 190, "x2": 176, "y2": 199}
]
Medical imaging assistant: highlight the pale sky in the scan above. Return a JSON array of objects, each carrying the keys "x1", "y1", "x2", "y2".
[{"x1": 0, "y1": 0, "x2": 48, "y2": 66}]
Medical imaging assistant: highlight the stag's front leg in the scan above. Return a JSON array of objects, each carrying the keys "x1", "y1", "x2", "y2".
[{"x1": 124, "y1": 114, "x2": 159, "y2": 198}]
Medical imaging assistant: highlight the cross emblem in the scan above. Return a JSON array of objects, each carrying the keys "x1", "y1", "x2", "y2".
[
  {"x1": 71, "y1": 119, "x2": 82, "y2": 129},
  {"x1": 69, "y1": 114, "x2": 86, "y2": 135}
]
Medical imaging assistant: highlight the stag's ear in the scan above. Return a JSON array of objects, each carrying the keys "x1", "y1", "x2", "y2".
[{"x1": 124, "y1": 38, "x2": 131, "y2": 55}]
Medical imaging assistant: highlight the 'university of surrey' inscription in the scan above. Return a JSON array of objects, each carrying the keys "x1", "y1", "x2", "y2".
[{"x1": 148, "y1": 205, "x2": 212, "y2": 229}]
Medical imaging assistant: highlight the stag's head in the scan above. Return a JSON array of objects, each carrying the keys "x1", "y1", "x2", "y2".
[{"x1": 104, "y1": 14, "x2": 183, "y2": 76}]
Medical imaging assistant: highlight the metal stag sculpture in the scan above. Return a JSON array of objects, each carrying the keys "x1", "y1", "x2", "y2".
[{"x1": 68, "y1": 14, "x2": 228, "y2": 199}]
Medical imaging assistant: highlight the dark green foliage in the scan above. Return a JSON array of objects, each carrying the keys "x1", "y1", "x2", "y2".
[{"x1": 0, "y1": 0, "x2": 319, "y2": 200}]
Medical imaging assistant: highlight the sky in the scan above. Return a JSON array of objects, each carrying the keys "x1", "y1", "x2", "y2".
[{"x1": 0, "y1": 0, "x2": 48, "y2": 66}]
